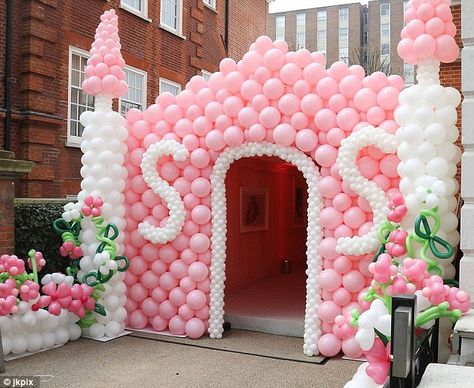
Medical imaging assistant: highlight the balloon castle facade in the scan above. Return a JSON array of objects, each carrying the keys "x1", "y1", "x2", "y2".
[{"x1": 0, "y1": 2, "x2": 468, "y2": 383}]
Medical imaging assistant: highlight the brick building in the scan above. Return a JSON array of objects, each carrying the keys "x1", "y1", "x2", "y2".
[
  {"x1": 268, "y1": 2, "x2": 365, "y2": 66},
  {"x1": 0, "y1": 0, "x2": 271, "y2": 199}
]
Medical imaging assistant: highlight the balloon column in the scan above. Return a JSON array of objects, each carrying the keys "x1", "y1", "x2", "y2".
[
  {"x1": 344, "y1": 1, "x2": 466, "y2": 386},
  {"x1": 396, "y1": 0, "x2": 461, "y2": 279},
  {"x1": 78, "y1": 9, "x2": 130, "y2": 338}
]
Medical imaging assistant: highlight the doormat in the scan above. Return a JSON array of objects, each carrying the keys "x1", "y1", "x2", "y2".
[{"x1": 129, "y1": 328, "x2": 327, "y2": 365}]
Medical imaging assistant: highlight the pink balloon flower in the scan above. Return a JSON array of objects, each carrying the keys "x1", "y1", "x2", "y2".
[
  {"x1": 385, "y1": 229, "x2": 408, "y2": 257},
  {"x1": 332, "y1": 314, "x2": 356, "y2": 340},
  {"x1": 387, "y1": 194, "x2": 407, "y2": 224},
  {"x1": 81, "y1": 195, "x2": 104, "y2": 217},
  {"x1": 0, "y1": 278, "x2": 19, "y2": 315},
  {"x1": 59, "y1": 241, "x2": 83, "y2": 260},
  {"x1": 0, "y1": 254, "x2": 25, "y2": 276},
  {"x1": 402, "y1": 258, "x2": 430, "y2": 287},
  {"x1": 446, "y1": 287, "x2": 471, "y2": 314},
  {"x1": 68, "y1": 284, "x2": 96, "y2": 318},
  {"x1": 422, "y1": 275, "x2": 449, "y2": 305},
  {"x1": 365, "y1": 338, "x2": 390, "y2": 385},
  {"x1": 369, "y1": 253, "x2": 398, "y2": 284},
  {"x1": 33, "y1": 282, "x2": 72, "y2": 316},
  {"x1": 28, "y1": 251, "x2": 46, "y2": 272},
  {"x1": 19, "y1": 280, "x2": 40, "y2": 302},
  {"x1": 386, "y1": 275, "x2": 416, "y2": 296}
]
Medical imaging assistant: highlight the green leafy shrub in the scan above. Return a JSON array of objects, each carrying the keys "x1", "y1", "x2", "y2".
[{"x1": 15, "y1": 202, "x2": 69, "y2": 275}]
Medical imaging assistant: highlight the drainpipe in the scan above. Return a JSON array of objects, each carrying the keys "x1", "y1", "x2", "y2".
[
  {"x1": 224, "y1": 0, "x2": 229, "y2": 54},
  {"x1": 3, "y1": 0, "x2": 13, "y2": 151}
]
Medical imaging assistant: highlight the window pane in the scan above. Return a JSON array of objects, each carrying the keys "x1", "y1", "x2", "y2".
[
  {"x1": 296, "y1": 13, "x2": 305, "y2": 49},
  {"x1": 162, "y1": 0, "x2": 178, "y2": 30},
  {"x1": 276, "y1": 16, "x2": 285, "y2": 41},
  {"x1": 160, "y1": 79, "x2": 181, "y2": 96},
  {"x1": 122, "y1": 0, "x2": 143, "y2": 12},
  {"x1": 69, "y1": 50, "x2": 95, "y2": 140}
]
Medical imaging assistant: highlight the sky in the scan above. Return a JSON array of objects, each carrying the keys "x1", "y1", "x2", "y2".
[{"x1": 269, "y1": 0, "x2": 369, "y2": 13}]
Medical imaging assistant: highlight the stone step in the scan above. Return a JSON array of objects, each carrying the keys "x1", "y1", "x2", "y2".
[{"x1": 418, "y1": 363, "x2": 474, "y2": 388}]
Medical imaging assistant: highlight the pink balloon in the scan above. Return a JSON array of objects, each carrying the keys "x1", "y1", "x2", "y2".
[
  {"x1": 223, "y1": 96, "x2": 244, "y2": 117},
  {"x1": 170, "y1": 260, "x2": 189, "y2": 280},
  {"x1": 379, "y1": 154, "x2": 400, "y2": 178},
  {"x1": 314, "y1": 144, "x2": 337, "y2": 167},
  {"x1": 414, "y1": 34, "x2": 436, "y2": 58},
  {"x1": 185, "y1": 318, "x2": 206, "y2": 339},
  {"x1": 319, "y1": 269, "x2": 342, "y2": 292},
  {"x1": 186, "y1": 289, "x2": 207, "y2": 310},
  {"x1": 435, "y1": 34, "x2": 459, "y2": 63},
  {"x1": 129, "y1": 310, "x2": 148, "y2": 329},
  {"x1": 130, "y1": 283, "x2": 148, "y2": 302},
  {"x1": 242, "y1": 50, "x2": 263, "y2": 72},
  {"x1": 178, "y1": 304, "x2": 195, "y2": 320},
  {"x1": 328, "y1": 94, "x2": 347, "y2": 113},
  {"x1": 259, "y1": 106, "x2": 281, "y2": 128},
  {"x1": 159, "y1": 300, "x2": 178, "y2": 319},
  {"x1": 339, "y1": 75, "x2": 363, "y2": 99},
  {"x1": 159, "y1": 244, "x2": 178, "y2": 263},
  {"x1": 151, "y1": 315, "x2": 168, "y2": 331},
  {"x1": 223, "y1": 126, "x2": 244, "y2": 147},
  {"x1": 353, "y1": 88, "x2": 377, "y2": 112},
  {"x1": 316, "y1": 77, "x2": 338, "y2": 100},
  {"x1": 248, "y1": 124, "x2": 267, "y2": 141},
  {"x1": 319, "y1": 301, "x2": 342, "y2": 323},
  {"x1": 319, "y1": 237, "x2": 338, "y2": 260},
  {"x1": 333, "y1": 287, "x2": 352, "y2": 306},
  {"x1": 341, "y1": 337, "x2": 363, "y2": 358},
  {"x1": 169, "y1": 315, "x2": 186, "y2": 335},
  {"x1": 358, "y1": 156, "x2": 380, "y2": 179},
  {"x1": 151, "y1": 260, "x2": 167, "y2": 276},
  {"x1": 303, "y1": 63, "x2": 325, "y2": 85},
  {"x1": 326, "y1": 128, "x2": 346, "y2": 147},
  {"x1": 343, "y1": 207, "x2": 367, "y2": 229},
  {"x1": 191, "y1": 177, "x2": 211, "y2": 198},
  {"x1": 295, "y1": 129, "x2": 318, "y2": 152},
  {"x1": 318, "y1": 334, "x2": 342, "y2": 357},
  {"x1": 334, "y1": 224, "x2": 353, "y2": 239},
  {"x1": 205, "y1": 130, "x2": 226, "y2": 150},
  {"x1": 142, "y1": 297, "x2": 159, "y2": 317},
  {"x1": 301, "y1": 94, "x2": 323, "y2": 116},
  {"x1": 180, "y1": 276, "x2": 197, "y2": 292},
  {"x1": 320, "y1": 207, "x2": 343, "y2": 230},
  {"x1": 278, "y1": 94, "x2": 300, "y2": 116},
  {"x1": 342, "y1": 270, "x2": 365, "y2": 293},
  {"x1": 188, "y1": 262, "x2": 209, "y2": 282},
  {"x1": 318, "y1": 176, "x2": 341, "y2": 198},
  {"x1": 280, "y1": 63, "x2": 302, "y2": 85},
  {"x1": 151, "y1": 287, "x2": 168, "y2": 303},
  {"x1": 263, "y1": 48, "x2": 285, "y2": 70},
  {"x1": 426, "y1": 16, "x2": 445, "y2": 37},
  {"x1": 273, "y1": 123, "x2": 296, "y2": 146},
  {"x1": 314, "y1": 109, "x2": 336, "y2": 131},
  {"x1": 141, "y1": 270, "x2": 160, "y2": 289},
  {"x1": 129, "y1": 256, "x2": 148, "y2": 276},
  {"x1": 333, "y1": 255, "x2": 352, "y2": 274},
  {"x1": 293, "y1": 79, "x2": 311, "y2": 98},
  {"x1": 189, "y1": 233, "x2": 210, "y2": 253},
  {"x1": 169, "y1": 287, "x2": 187, "y2": 306},
  {"x1": 159, "y1": 272, "x2": 179, "y2": 291},
  {"x1": 336, "y1": 108, "x2": 359, "y2": 132},
  {"x1": 262, "y1": 78, "x2": 285, "y2": 100}
]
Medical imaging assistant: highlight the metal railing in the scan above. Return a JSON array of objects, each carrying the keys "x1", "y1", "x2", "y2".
[{"x1": 385, "y1": 295, "x2": 439, "y2": 388}]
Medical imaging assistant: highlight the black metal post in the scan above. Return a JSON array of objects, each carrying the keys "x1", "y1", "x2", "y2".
[{"x1": 3, "y1": 0, "x2": 13, "y2": 151}]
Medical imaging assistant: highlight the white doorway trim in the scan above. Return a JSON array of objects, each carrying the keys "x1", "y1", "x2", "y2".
[{"x1": 207, "y1": 142, "x2": 323, "y2": 356}]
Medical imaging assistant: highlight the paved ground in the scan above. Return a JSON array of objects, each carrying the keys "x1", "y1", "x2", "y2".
[{"x1": 3, "y1": 336, "x2": 360, "y2": 388}]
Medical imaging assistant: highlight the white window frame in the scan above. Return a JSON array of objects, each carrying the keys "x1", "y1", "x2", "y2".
[
  {"x1": 339, "y1": 8, "x2": 349, "y2": 63},
  {"x1": 296, "y1": 13, "x2": 306, "y2": 49},
  {"x1": 203, "y1": 0, "x2": 216, "y2": 10},
  {"x1": 67, "y1": 46, "x2": 94, "y2": 147},
  {"x1": 160, "y1": 0, "x2": 184, "y2": 37},
  {"x1": 120, "y1": 0, "x2": 149, "y2": 20},
  {"x1": 159, "y1": 78, "x2": 182, "y2": 96},
  {"x1": 317, "y1": 11, "x2": 327, "y2": 53},
  {"x1": 119, "y1": 65, "x2": 147, "y2": 116},
  {"x1": 275, "y1": 15, "x2": 285, "y2": 41},
  {"x1": 201, "y1": 70, "x2": 212, "y2": 82}
]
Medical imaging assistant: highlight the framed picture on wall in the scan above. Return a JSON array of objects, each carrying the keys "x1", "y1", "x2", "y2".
[
  {"x1": 240, "y1": 187, "x2": 269, "y2": 233},
  {"x1": 293, "y1": 177, "x2": 307, "y2": 228}
]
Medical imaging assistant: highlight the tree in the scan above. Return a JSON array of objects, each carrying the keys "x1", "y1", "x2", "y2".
[{"x1": 349, "y1": 46, "x2": 393, "y2": 76}]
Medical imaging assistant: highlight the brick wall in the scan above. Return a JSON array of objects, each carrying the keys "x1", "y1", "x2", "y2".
[
  {"x1": 0, "y1": 0, "x2": 268, "y2": 198},
  {"x1": 228, "y1": 0, "x2": 269, "y2": 61}
]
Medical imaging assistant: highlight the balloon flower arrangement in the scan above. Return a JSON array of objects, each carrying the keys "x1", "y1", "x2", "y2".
[
  {"x1": 344, "y1": 193, "x2": 470, "y2": 388},
  {"x1": 0, "y1": 196, "x2": 128, "y2": 331}
]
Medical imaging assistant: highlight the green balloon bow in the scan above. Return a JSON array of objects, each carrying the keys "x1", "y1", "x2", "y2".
[{"x1": 406, "y1": 208, "x2": 454, "y2": 276}]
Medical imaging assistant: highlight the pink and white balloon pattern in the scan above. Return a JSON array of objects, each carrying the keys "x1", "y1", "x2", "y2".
[
  {"x1": 81, "y1": 9, "x2": 128, "y2": 98},
  {"x1": 123, "y1": 35, "x2": 404, "y2": 353},
  {"x1": 398, "y1": 0, "x2": 459, "y2": 65}
]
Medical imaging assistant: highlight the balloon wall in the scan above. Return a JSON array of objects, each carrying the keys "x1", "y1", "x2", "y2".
[{"x1": 123, "y1": 31, "x2": 405, "y2": 355}]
